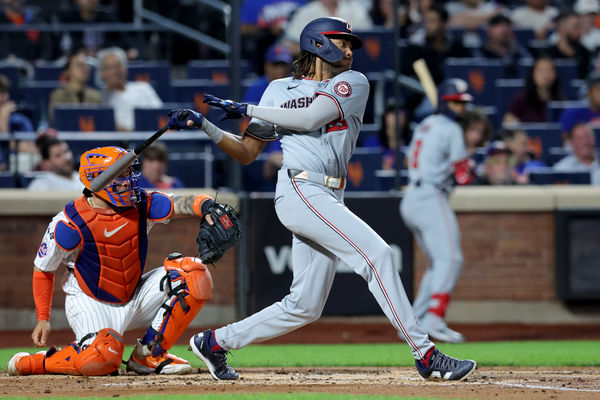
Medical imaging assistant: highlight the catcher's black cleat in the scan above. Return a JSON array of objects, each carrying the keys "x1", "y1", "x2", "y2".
[
  {"x1": 415, "y1": 348, "x2": 476, "y2": 381},
  {"x1": 189, "y1": 330, "x2": 239, "y2": 380}
]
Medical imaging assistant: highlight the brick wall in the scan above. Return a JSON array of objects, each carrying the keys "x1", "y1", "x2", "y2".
[
  {"x1": 0, "y1": 216, "x2": 236, "y2": 310},
  {"x1": 413, "y1": 212, "x2": 556, "y2": 301}
]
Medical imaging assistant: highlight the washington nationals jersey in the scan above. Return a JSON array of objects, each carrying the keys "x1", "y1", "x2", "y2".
[
  {"x1": 248, "y1": 70, "x2": 369, "y2": 178},
  {"x1": 406, "y1": 114, "x2": 468, "y2": 188}
]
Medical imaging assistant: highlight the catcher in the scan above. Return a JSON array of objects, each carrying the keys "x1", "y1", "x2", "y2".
[{"x1": 8, "y1": 145, "x2": 240, "y2": 376}]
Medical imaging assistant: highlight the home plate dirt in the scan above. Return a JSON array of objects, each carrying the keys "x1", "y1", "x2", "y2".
[{"x1": 1, "y1": 367, "x2": 599, "y2": 399}]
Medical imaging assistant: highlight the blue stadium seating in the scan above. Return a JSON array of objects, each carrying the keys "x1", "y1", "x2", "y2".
[
  {"x1": 345, "y1": 148, "x2": 383, "y2": 191},
  {"x1": 241, "y1": 153, "x2": 278, "y2": 192},
  {"x1": 127, "y1": 62, "x2": 171, "y2": 101},
  {"x1": 54, "y1": 106, "x2": 116, "y2": 131},
  {"x1": 528, "y1": 169, "x2": 591, "y2": 185},
  {"x1": 134, "y1": 106, "x2": 178, "y2": 131},
  {"x1": 22, "y1": 81, "x2": 60, "y2": 112},
  {"x1": 0, "y1": 63, "x2": 21, "y2": 101},
  {"x1": 546, "y1": 147, "x2": 570, "y2": 166},
  {"x1": 167, "y1": 151, "x2": 214, "y2": 187},
  {"x1": 375, "y1": 169, "x2": 409, "y2": 191},
  {"x1": 546, "y1": 101, "x2": 588, "y2": 124},
  {"x1": 187, "y1": 59, "x2": 252, "y2": 82},
  {"x1": 518, "y1": 59, "x2": 578, "y2": 99},
  {"x1": 494, "y1": 79, "x2": 525, "y2": 118},
  {"x1": 512, "y1": 123, "x2": 563, "y2": 164},
  {"x1": 0, "y1": 171, "x2": 17, "y2": 188},
  {"x1": 352, "y1": 29, "x2": 394, "y2": 74},
  {"x1": 444, "y1": 58, "x2": 504, "y2": 106}
]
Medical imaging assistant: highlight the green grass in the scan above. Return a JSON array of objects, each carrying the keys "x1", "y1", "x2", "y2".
[{"x1": 2, "y1": 340, "x2": 599, "y2": 370}]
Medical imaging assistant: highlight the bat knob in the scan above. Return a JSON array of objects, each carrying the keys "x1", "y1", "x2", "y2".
[{"x1": 177, "y1": 110, "x2": 189, "y2": 121}]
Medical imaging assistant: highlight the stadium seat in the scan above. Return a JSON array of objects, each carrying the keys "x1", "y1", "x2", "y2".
[
  {"x1": 54, "y1": 106, "x2": 115, "y2": 131},
  {"x1": 127, "y1": 62, "x2": 171, "y2": 101},
  {"x1": 22, "y1": 81, "x2": 61, "y2": 111},
  {"x1": 0, "y1": 171, "x2": 17, "y2": 188},
  {"x1": 444, "y1": 58, "x2": 504, "y2": 106},
  {"x1": 187, "y1": 59, "x2": 252, "y2": 82},
  {"x1": 494, "y1": 79, "x2": 525, "y2": 118},
  {"x1": 546, "y1": 101, "x2": 588, "y2": 124},
  {"x1": 241, "y1": 153, "x2": 278, "y2": 192},
  {"x1": 134, "y1": 106, "x2": 180, "y2": 131},
  {"x1": 519, "y1": 59, "x2": 578, "y2": 99},
  {"x1": 167, "y1": 151, "x2": 214, "y2": 187},
  {"x1": 514, "y1": 123, "x2": 563, "y2": 164},
  {"x1": 0, "y1": 63, "x2": 21, "y2": 101},
  {"x1": 352, "y1": 28, "x2": 394, "y2": 74},
  {"x1": 528, "y1": 169, "x2": 591, "y2": 185},
  {"x1": 546, "y1": 147, "x2": 570, "y2": 166},
  {"x1": 345, "y1": 148, "x2": 383, "y2": 191},
  {"x1": 375, "y1": 169, "x2": 409, "y2": 191}
]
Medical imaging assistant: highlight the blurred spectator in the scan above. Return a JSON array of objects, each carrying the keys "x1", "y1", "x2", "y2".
[
  {"x1": 363, "y1": 99, "x2": 407, "y2": 170},
  {"x1": 0, "y1": 0, "x2": 56, "y2": 62},
  {"x1": 474, "y1": 13, "x2": 530, "y2": 77},
  {"x1": 57, "y1": 0, "x2": 138, "y2": 59},
  {"x1": 553, "y1": 121, "x2": 600, "y2": 184},
  {"x1": 283, "y1": 0, "x2": 373, "y2": 54},
  {"x1": 48, "y1": 51, "x2": 102, "y2": 126},
  {"x1": 559, "y1": 71, "x2": 600, "y2": 133},
  {"x1": 473, "y1": 140, "x2": 514, "y2": 185},
  {"x1": 370, "y1": 0, "x2": 410, "y2": 31},
  {"x1": 0, "y1": 74, "x2": 33, "y2": 133},
  {"x1": 405, "y1": 4, "x2": 472, "y2": 86},
  {"x1": 461, "y1": 108, "x2": 492, "y2": 157},
  {"x1": 27, "y1": 138, "x2": 83, "y2": 190},
  {"x1": 546, "y1": 11, "x2": 592, "y2": 79},
  {"x1": 240, "y1": 0, "x2": 306, "y2": 74},
  {"x1": 503, "y1": 56, "x2": 563, "y2": 124},
  {"x1": 243, "y1": 44, "x2": 293, "y2": 104},
  {"x1": 510, "y1": 0, "x2": 558, "y2": 40},
  {"x1": 138, "y1": 142, "x2": 184, "y2": 189},
  {"x1": 97, "y1": 47, "x2": 162, "y2": 131},
  {"x1": 501, "y1": 128, "x2": 546, "y2": 184},
  {"x1": 446, "y1": 0, "x2": 503, "y2": 30},
  {"x1": 575, "y1": 0, "x2": 600, "y2": 54}
]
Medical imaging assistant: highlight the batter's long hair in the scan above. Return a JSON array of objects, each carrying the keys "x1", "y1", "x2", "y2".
[{"x1": 292, "y1": 50, "x2": 316, "y2": 79}]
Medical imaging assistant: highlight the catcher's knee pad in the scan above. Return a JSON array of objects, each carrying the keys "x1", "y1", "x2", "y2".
[
  {"x1": 150, "y1": 253, "x2": 213, "y2": 353},
  {"x1": 44, "y1": 328, "x2": 125, "y2": 376}
]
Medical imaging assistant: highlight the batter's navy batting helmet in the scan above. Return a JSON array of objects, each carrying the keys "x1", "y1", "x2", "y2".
[{"x1": 299, "y1": 17, "x2": 363, "y2": 63}]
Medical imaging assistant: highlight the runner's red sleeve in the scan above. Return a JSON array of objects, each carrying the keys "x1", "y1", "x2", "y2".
[{"x1": 33, "y1": 271, "x2": 55, "y2": 321}]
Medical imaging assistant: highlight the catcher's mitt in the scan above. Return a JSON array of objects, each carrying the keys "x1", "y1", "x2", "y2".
[{"x1": 196, "y1": 201, "x2": 241, "y2": 264}]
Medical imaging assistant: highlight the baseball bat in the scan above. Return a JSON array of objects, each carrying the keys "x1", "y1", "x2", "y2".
[
  {"x1": 89, "y1": 110, "x2": 189, "y2": 192},
  {"x1": 412, "y1": 59, "x2": 438, "y2": 109}
]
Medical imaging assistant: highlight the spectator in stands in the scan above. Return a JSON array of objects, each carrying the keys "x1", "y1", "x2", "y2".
[
  {"x1": 243, "y1": 44, "x2": 293, "y2": 104},
  {"x1": 0, "y1": 74, "x2": 33, "y2": 133},
  {"x1": 405, "y1": 4, "x2": 472, "y2": 85},
  {"x1": 97, "y1": 47, "x2": 163, "y2": 132},
  {"x1": 362, "y1": 99, "x2": 407, "y2": 170},
  {"x1": 370, "y1": 0, "x2": 409, "y2": 31},
  {"x1": 546, "y1": 11, "x2": 592, "y2": 79},
  {"x1": 474, "y1": 13, "x2": 530, "y2": 77},
  {"x1": 445, "y1": 0, "x2": 504, "y2": 48},
  {"x1": 473, "y1": 140, "x2": 514, "y2": 185},
  {"x1": 0, "y1": 0, "x2": 56, "y2": 62},
  {"x1": 575, "y1": 0, "x2": 600, "y2": 55},
  {"x1": 57, "y1": 0, "x2": 138, "y2": 60},
  {"x1": 48, "y1": 51, "x2": 102, "y2": 126},
  {"x1": 503, "y1": 56, "x2": 563, "y2": 124},
  {"x1": 559, "y1": 71, "x2": 600, "y2": 132},
  {"x1": 283, "y1": 0, "x2": 373, "y2": 54},
  {"x1": 510, "y1": 0, "x2": 558, "y2": 40},
  {"x1": 138, "y1": 142, "x2": 184, "y2": 189},
  {"x1": 501, "y1": 128, "x2": 546, "y2": 184},
  {"x1": 27, "y1": 138, "x2": 83, "y2": 191},
  {"x1": 461, "y1": 108, "x2": 491, "y2": 158},
  {"x1": 240, "y1": 0, "x2": 306, "y2": 74},
  {"x1": 553, "y1": 121, "x2": 600, "y2": 184}
]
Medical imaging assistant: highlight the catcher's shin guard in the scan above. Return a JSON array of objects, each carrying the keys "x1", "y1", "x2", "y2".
[
  {"x1": 44, "y1": 328, "x2": 125, "y2": 376},
  {"x1": 127, "y1": 254, "x2": 212, "y2": 374},
  {"x1": 8, "y1": 351, "x2": 47, "y2": 375}
]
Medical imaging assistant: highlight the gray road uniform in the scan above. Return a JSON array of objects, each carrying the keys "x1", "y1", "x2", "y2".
[
  {"x1": 400, "y1": 113, "x2": 468, "y2": 339},
  {"x1": 214, "y1": 70, "x2": 434, "y2": 360}
]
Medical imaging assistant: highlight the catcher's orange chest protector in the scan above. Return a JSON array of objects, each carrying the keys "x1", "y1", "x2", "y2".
[{"x1": 63, "y1": 195, "x2": 148, "y2": 303}]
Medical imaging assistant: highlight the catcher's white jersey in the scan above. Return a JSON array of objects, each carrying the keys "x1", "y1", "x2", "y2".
[
  {"x1": 214, "y1": 70, "x2": 435, "y2": 361},
  {"x1": 406, "y1": 114, "x2": 468, "y2": 188}
]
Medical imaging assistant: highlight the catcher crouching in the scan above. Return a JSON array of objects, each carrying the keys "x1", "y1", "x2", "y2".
[{"x1": 7, "y1": 146, "x2": 240, "y2": 376}]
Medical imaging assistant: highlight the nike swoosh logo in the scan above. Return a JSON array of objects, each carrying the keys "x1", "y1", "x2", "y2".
[
  {"x1": 107, "y1": 347, "x2": 119, "y2": 355},
  {"x1": 287, "y1": 85, "x2": 299, "y2": 90},
  {"x1": 104, "y1": 223, "x2": 128, "y2": 238}
]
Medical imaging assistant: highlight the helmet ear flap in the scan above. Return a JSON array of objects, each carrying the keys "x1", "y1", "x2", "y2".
[{"x1": 301, "y1": 31, "x2": 345, "y2": 63}]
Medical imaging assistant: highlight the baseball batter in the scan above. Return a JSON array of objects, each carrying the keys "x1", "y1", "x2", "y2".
[
  {"x1": 400, "y1": 79, "x2": 475, "y2": 344},
  {"x1": 8, "y1": 146, "x2": 220, "y2": 376},
  {"x1": 168, "y1": 17, "x2": 476, "y2": 382}
]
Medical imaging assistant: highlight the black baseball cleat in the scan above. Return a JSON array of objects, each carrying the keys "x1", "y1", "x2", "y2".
[
  {"x1": 189, "y1": 329, "x2": 239, "y2": 380},
  {"x1": 415, "y1": 348, "x2": 477, "y2": 381}
]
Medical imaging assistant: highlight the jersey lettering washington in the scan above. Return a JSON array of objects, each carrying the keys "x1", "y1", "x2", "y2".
[{"x1": 280, "y1": 96, "x2": 315, "y2": 109}]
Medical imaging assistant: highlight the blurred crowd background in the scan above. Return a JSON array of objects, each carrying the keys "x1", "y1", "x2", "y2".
[{"x1": 0, "y1": 0, "x2": 599, "y2": 191}]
